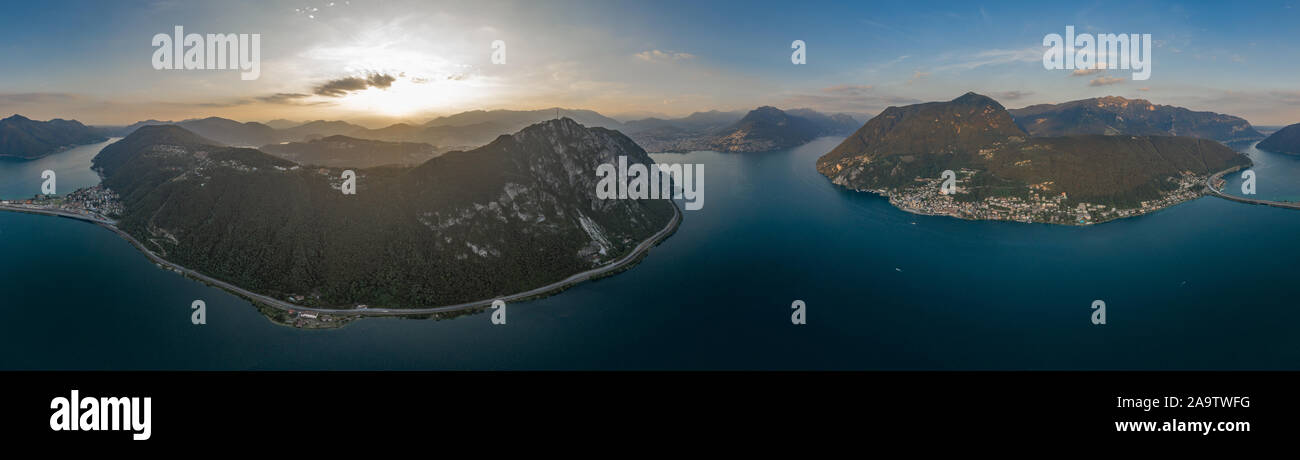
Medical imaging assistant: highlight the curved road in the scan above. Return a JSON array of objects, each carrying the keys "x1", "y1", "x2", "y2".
[
  {"x1": 1, "y1": 202, "x2": 682, "y2": 317},
  {"x1": 1205, "y1": 166, "x2": 1300, "y2": 210}
]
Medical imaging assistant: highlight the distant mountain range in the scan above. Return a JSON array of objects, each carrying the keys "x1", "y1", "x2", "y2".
[
  {"x1": 260, "y1": 135, "x2": 440, "y2": 168},
  {"x1": 622, "y1": 106, "x2": 860, "y2": 153},
  {"x1": 818, "y1": 92, "x2": 1250, "y2": 216},
  {"x1": 0, "y1": 115, "x2": 108, "y2": 159},
  {"x1": 102, "y1": 106, "x2": 857, "y2": 155},
  {"x1": 1009, "y1": 96, "x2": 1264, "y2": 144},
  {"x1": 1257, "y1": 123, "x2": 1300, "y2": 154},
  {"x1": 92, "y1": 119, "x2": 675, "y2": 308}
]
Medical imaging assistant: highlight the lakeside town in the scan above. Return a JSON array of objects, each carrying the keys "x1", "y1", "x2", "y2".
[
  {"x1": 0, "y1": 185, "x2": 124, "y2": 222},
  {"x1": 881, "y1": 169, "x2": 1210, "y2": 225}
]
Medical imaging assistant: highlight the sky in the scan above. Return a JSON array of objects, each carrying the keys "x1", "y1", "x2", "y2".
[{"x1": 0, "y1": 0, "x2": 1297, "y2": 126}]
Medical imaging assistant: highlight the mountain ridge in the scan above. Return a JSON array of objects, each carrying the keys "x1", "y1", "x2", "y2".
[{"x1": 0, "y1": 114, "x2": 109, "y2": 159}]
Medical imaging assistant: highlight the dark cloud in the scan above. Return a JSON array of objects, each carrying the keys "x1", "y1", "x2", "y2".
[
  {"x1": 314, "y1": 73, "x2": 398, "y2": 97},
  {"x1": 257, "y1": 93, "x2": 313, "y2": 104}
]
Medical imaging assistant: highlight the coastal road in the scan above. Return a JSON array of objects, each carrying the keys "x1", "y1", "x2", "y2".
[
  {"x1": 1205, "y1": 166, "x2": 1300, "y2": 210},
  {"x1": 0, "y1": 202, "x2": 682, "y2": 317}
]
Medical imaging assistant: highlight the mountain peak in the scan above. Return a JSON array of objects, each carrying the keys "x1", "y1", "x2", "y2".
[
  {"x1": 951, "y1": 92, "x2": 1001, "y2": 107},
  {"x1": 2, "y1": 114, "x2": 32, "y2": 122}
]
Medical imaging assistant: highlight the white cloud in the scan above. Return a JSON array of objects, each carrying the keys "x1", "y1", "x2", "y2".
[{"x1": 634, "y1": 50, "x2": 696, "y2": 62}]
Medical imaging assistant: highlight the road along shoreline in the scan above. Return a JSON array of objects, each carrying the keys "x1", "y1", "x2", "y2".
[
  {"x1": 1205, "y1": 165, "x2": 1300, "y2": 211},
  {"x1": 0, "y1": 202, "x2": 682, "y2": 317}
]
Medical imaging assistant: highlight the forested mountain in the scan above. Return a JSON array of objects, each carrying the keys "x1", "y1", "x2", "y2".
[
  {"x1": 1009, "y1": 96, "x2": 1264, "y2": 143},
  {"x1": 93, "y1": 119, "x2": 675, "y2": 307},
  {"x1": 818, "y1": 92, "x2": 1250, "y2": 208},
  {"x1": 260, "y1": 135, "x2": 440, "y2": 168},
  {"x1": 0, "y1": 115, "x2": 108, "y2": 159},
  {"x1": 1256, "y1": 123, "x2": 1300, "y2": 154}
]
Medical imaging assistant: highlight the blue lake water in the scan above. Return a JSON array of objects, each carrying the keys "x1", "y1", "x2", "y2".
[
  {"x1": 0, "y1": 138, "x2": 119, "y2": 200},
  {"x1": 1, "y1": 137, "x2": 1298, "y2": 370},
  {"x1": 1222, "y1": 141, "x2": 1300, "y2": 202}
]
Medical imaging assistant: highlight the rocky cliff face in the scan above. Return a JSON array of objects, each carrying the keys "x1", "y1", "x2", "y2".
[{"x1": 94, "y1": 118, "x2": 675, "y2": 307}]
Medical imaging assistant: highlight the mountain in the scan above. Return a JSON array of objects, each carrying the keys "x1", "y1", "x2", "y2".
[
  {"x1": 1009, "y1": 96, "x2": 1264, "y2": 143},
  {"x1": 260, "y1": 135, "x2": 440, "y2": 168},
  {"x1": 709, "y1": 106, "x2": 860, "y2": 152},
  {"x1": 817, "y1": 93, "x2": 1250, "y2": 219},
  {"x1": 345, "y1": 123, "x2": 429, "y2": 143},
  {"x1": 115, "y1": 117, "x2": 276, "y2": 146},
  {"x1": 92, "y1": 119, "x2": 675, "y2": 308},
  {"x1": 625, "y1": 107, "x2": 857, "y2": 153},
  {"x1": 347, "y1": 108, "x2": 625, "y2": 150},
  {"x1": 620, "y1": 110, "x2": 747, "y2": 152},
  {"x1": 1256, "y1": 123, "x2": 1300, "y2": 155},
  {"x1": 263, "y1": 119, "x2": 302, "y2": 130},
  {"x1": 0, "y1": 115, "x2": 108, "y2": 159},
  {"x1": 278, "y1": 120, "x2": 367, "y2": 141},
  {"x1": 425, "y1": 108, "x2": 622, "y2": 130}
]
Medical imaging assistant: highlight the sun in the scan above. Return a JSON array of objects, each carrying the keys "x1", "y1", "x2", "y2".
[{"x1": 339, "y1": 77, "x2": 478, "y2": 117}]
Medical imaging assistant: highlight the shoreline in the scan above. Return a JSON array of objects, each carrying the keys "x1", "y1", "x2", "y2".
[
  {"x1": 0, "y1": 201, "x2": 682, "y2": 319},
  {"x1": 1205, "y1": 165, "x2": 1300, "y2": 210},
  {"x1": 837, "y1": 174, "x2": 1229, "y2": 226}
]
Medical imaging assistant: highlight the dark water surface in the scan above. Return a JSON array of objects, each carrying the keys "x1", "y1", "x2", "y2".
[{"x1": 1, "y1": 137, "x2": 1297, "y2": 369}]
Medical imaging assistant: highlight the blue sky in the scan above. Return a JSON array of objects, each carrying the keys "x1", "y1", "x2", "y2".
[{"x1": 0, "y1": 0, "x2": 1297, "y2": 125}]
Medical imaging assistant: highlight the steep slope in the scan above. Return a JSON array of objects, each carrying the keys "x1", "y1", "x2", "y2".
[
  {"x1": 1009, "y1": 96, "x2": 1263, "y2": 143},
  {"x1": 1256, "y1": 123, "x2": 1300, "y2": 154},
  {"x1": 93, "y1": 119, "x2": 675, "y2": 307},
  {"x1": 0, "y1": 115, "x2": 108, "y2": 159}
]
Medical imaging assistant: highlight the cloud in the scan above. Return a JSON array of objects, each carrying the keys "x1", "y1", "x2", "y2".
[
  {"x1": 256, "y1": 93, "x2": 313, "y2": 104},
  {"x1": 907, "y1": 70, "x2": 930, "y2": 84},
  {"x1": 313, "y1": 73, "x2": 399, "y2": 97},
  {"x1": 1089, "y1": 76, "x2": 1125, "y2": 87},
  {"x1": 634, "y1": 50, "x2": 696, "y2": 62},
  {"x1": 993, "y1": 90, "x2": 1033, "y2": 100},
  {"x1": 0, "y1": 92, "x2": 81, "y2": 106},
  {"x1": 1137, "y1": 87, "x2": 1151, "y2": 92},
  {"x1": 822, "y1": 84, "x2": 874, "y2": 95},
  {"x1": 1269, "y1": 90, "x2": 1300, "y2": 104},
  {"x1": 782, "y1": 85, "x2": 920, "y2": 114},
  {"x1": 1071, "y1": 68, "x2": 1105, "y2": 76},
  {"x1": 932, "y1": 47, "x2": 1041, "y2": 72}
]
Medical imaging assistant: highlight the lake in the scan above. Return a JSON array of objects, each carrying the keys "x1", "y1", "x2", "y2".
[
  {"x1": 1, "y1": 137, "x2": 1298, "y2": 370},
  {"x1": 0, "y1": 138, "x2": 119, "y2": 200}
]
